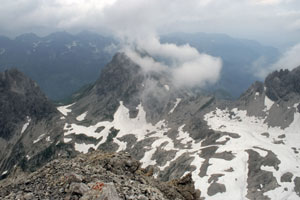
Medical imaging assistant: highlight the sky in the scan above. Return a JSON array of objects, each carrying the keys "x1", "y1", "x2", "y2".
[{"x1": 0, "y1": 0, "x2": 299, "y2": 48}]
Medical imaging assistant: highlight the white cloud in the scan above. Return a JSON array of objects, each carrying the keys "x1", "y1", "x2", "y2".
[
  {"x1": 258, "y1": 43, "x2": 300, "y2": 77},
  {"x1": 124, "y1": 36, "x2": 222, "y2": 88},
  {"x1": 254, "y1": 0, "x2": 281, "y2": 5},
  {"x1": 0, "y1": 0, "x2": 299, "y2": 47}
]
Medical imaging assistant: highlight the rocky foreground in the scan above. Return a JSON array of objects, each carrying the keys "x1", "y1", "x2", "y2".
[{"x1": 0, "y1": 150, "x2": 200, "y2": 200}]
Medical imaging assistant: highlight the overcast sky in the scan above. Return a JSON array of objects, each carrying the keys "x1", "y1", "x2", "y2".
[{"x1": 0, "y1": 0, "x2": 300, "y2": 48}]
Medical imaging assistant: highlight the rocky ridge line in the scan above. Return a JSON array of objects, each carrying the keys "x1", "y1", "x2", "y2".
[{"x1": 0, "y1": 150, "x2": 200, "y2": 200}]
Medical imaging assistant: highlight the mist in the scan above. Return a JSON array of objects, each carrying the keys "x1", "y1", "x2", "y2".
[
  {"x1": 124, "y1": 36, "x2": 222, "y2": 88},
  {"x1": 0, "y1": 0, "x2": 300, "y2": 86},
  {"x1": 257, "y1": 43, "x2": 300, "y2": 77}
]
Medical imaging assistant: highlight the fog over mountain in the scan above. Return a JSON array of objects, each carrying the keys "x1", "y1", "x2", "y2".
[{"x1": 0, "y1": 0, "x2": 300, "y2": 88}]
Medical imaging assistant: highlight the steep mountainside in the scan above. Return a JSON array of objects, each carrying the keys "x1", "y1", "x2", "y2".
[
  {"x1": 0, "y1": 69, "x2": 74, "y2": 179},
  {"x1": 56, "y1": 53, "x2": 300, "y2": 199},
  {"x1": 0, "y1": 31, "x2": 116, "y2": 99}
]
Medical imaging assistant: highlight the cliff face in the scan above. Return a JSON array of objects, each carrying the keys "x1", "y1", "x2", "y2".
[
  {"x1": 265, "y1": 66, "x2": 300, "y2": 101},
  {"x1": 0, "y1": 69, "x2": 72, "y2": 179},
  {"x1": 0, "y1": 69, "x2": 57, "y2": 140}
]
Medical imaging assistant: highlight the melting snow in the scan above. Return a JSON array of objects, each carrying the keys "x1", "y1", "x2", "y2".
[
  {"x1": 33, "y1": 133, "x2": 46, "y2": 144},
  {"x1": 21, "y1": 117, "x2": 31, "y2": 134},
  {"x1": 264, "y1": 95, "x2": 274, "y2": 111},
  {"x1": 62, "y1": 98, "x2": 300, "y2": 199},
  {"x1": 46, "y1": 136, "x2": 51, "y2": 142},
  {"x1": 64, "y1": 101, "x2": 171, "y2": 153},
  {"x1": 204, "y1": 107, "x2": 300, "y2": 199},
  {"x1": 74, "y1": 143, "x2": 95, "y2": 154},
  {"x1": 169, "y1": 98, "x2": 181, "y2": 114},
  {"x1": 1, "y1": 170, "x2": 7, "y2": 175},
  {"x1": 254, "y1": 92, "x2": 259, "y2": 100},
  {"x1": 57, "y1": 103, "x2": 75, "y2": 116},
  {"x1": 176, "y1": 125, "x2": 193, "y2": 144},
  {"x1": 64, "y1": 138, "x2": 72, "y2": 143},
  {"x1": 76, "y1": 111, "x2": 88, "y2": 121}
]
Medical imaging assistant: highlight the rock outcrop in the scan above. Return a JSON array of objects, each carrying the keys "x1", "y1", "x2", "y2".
[
  {"x1": 0, "y1": 69, "x2": 71, "y2": 179},
  {"x1": 0, "y1": 150, "x2": 200, "y2": 200}
]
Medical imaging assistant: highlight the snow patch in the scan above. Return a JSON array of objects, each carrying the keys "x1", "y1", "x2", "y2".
[
  {"x1": 21, "y1": 117, "x2": 31, "y2": 134},
  {"x1": 1, "y1": 170, "x2": 8, "y2": 175},
  {"x1": 76, "y1": 111, "x2": 88, "y2": 121},
  {"x1": 169, "y1": 98, "x2": 181, "y2": 114},
  {"x1": 254, "y1": 92, "x2": 259, "y2": 100},
  {"x1": 176, "y1": 125, "x2": 193, "y2": 144},
  {"x1": 204, "y1": 107, "x2": 300, "y2": 198},
  {"x1": 264, "y1": 95, "x2": 274, "y2": 111},
  {"x1": 33, "y1": 133, "x2": 46, "y2": 144},
  {"x1": 74, "y1": 143, "x2": 94, "y2": 154},
  {"x1": 57, "y1": 103, "x2": 75, "y2": 116},
  {"x1": 64, "y1": 101, "x2": 171, "y2": 154},
  {"x1": 64, "y1": 138, "x2": 72, "y2": 143}
]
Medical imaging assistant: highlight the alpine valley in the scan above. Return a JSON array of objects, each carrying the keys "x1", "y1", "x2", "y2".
[{"x1": 0, "y1": 52, "x2": 300, "y2": 200}]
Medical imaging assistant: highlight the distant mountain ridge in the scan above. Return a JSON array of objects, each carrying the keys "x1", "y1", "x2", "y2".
[
  {"x1": 0, "y1": 31, "x2": 280, "y2": 100},
  {"x1": 0, "y1": 31, "x2": 117, "y2": 100}
]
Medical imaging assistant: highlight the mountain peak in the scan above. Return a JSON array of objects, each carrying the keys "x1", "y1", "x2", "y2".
[
  {"x1": 0, "y1": 69, "x2": 57, "y2": 140},
  {"x1": 15, "y1": 33, "x2": 40, "y2": 43},
  {"x1": 265, "y1": 66, "x2": 300, "y2": 101}
]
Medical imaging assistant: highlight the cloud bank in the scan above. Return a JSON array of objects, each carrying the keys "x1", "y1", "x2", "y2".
[
  {"x1": 0, "y1": 0, "x2": 300, "y2": 47},
  {"x1": 124, "y1": 37, "x2": 222, "y2": 88},
  {"x1": 258, "y1": 43, "x2": 300, "y2": 77},
  {"x1": 1, "y1": 0, "x2": 300, "y2": 86},
  {"x1": 99, "y1": 0, "x2": 223, "y2": 88}
]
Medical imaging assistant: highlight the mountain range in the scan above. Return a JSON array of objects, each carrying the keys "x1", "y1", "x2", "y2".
[
  {"x1": 0, "y1": 31, "x2": 280, "y2": 100},
  {"x1": 0, "y1": 31, "x2": 116, "y2": 100},
  {"x1": 0, "y1": 52, "x2": 299, "y2": 200}
]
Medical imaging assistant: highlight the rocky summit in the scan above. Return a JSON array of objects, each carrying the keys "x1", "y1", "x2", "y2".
[{"x1": 0, "y1": 150, "x2": 200, "y2": 200}]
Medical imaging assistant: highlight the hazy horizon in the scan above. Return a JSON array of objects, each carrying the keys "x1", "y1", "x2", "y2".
[{"x1": 0, "y1": 0, "x2": 299, "y2": 48}]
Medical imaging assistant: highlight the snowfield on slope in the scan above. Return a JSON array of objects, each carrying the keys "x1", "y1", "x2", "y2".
[
  {"x1": 204, "y1": 102, "x2": 300, "y2": 200},
  {"x1": 62, "y1": 100, "x2": 300, "y2": 199}
]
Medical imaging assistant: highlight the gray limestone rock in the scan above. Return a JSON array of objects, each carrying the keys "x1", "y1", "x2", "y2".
[
  {"x1": 294, "y1": 177, "x2": 300, "y2": 197},
  {"x1": 207, "y1": 182, "x2": 226, "y2": 196},
  {"x1": 281, "y1": 172, "x2": 293, "y2": 182}
]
